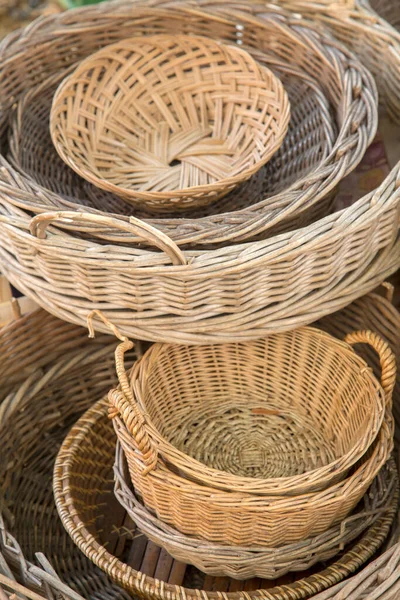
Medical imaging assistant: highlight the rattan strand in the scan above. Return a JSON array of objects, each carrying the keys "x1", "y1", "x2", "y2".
[
  {"x1": 7, "y1": 55, "x2": 336, "y2": 239},
  {"x1": 108, "y1": 325, "x2": 390, "y2": 496},
  {"x1": 0, "y1": 2, "x2": 377, "y2": 246},
  {"x1": 0, "y1": 289, "x2": 399, "y2": 600},
  {"x1": 50, "y1": 34, "x2": 290, "y2": 212},
  {"x1": 270, "y1": 0, "x2": 400, "y2": 124}
]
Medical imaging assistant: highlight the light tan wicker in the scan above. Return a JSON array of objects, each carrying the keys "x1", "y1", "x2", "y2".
[
  {"x1": 113, "y1": 443, "x2": 398, "y2": 580},
  {"x1": 105, "y1": 318, "x2": 390, "y2": 496},
  {"x1": 273, "y1": 0, "x2": 400, "y2": 124},
  {"x1": 56, "y1": 393, "x2": 397, "y2": 596},
  {"x1": 0, "y1": 3, "x2": 377, "y2": 247},
  {"x1": 1, "y1": 289, "x2": 400, "y2": 600},
  {"x1": 50, "y1": 34, "x2": 290, "y2": 212},
  {"x1": 106, "y1": 339, "x2": 394, "y2": 546}
]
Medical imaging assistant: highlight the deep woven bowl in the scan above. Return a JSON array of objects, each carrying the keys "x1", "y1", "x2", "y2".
[
  {"x1": 50, "y1": 34, "x2": 290, "y2": 212},
  {"x1": 112, "y1": 326, "x2": 391, "y2": 496}
]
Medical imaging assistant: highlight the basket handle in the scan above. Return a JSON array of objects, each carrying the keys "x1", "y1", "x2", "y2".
[
  {"x1": 345, "y1": 330, "x2": 397, "y2": 407},
  {"x1": 29, "y1": 211, "x2": 187, "y2": 266},
  {"x1": 87, "y1": 309, "x2": 158, "y2": 475}
]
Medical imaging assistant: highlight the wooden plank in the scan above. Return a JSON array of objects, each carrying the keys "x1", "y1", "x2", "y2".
[
  {"x1": 154, "y1": 549, "x2": 174, "y2": 581},
  {"x1": 140, "y1": 541, "x2": 162, "y2": 577},
  {"x1": 168, "y1": 561, "x2": 187, "y2": 586}
]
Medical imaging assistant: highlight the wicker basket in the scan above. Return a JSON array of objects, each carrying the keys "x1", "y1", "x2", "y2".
[
  {"x1": 108, "y1": 374, "x2": 393, "y2": 546},
  {"x1": 8, "y1": 55, "x2": 335, "y2": 234},
  {"x1": 106, "y1": 321, "x2": 390, "y2": 496},
  {"x1": 113, "y1": 442, "x2": 398, "y2": 580},
  {"x1": 1, "y1": 289, "x2": 399, "y2": 600},
  {"x1": 0, "y1": 2, "x2": 376, "y2": 247},
  {"x1": 50, "y1": 34, "x2": 290, "y2": 212}
]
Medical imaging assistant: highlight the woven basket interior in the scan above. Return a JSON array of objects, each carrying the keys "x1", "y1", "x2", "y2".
[
  {"x1": 138, "y1": 331, "x2": 383, "y2": 479},
  {"x1": 8, "y1": 58, "x2": 334, "y2": 221},
  {"x1": 50, "y1": 34, "x2": 290, "y2": 209}
]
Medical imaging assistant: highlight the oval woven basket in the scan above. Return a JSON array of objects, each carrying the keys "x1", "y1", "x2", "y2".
[
  {"x1": 50, "y1": 34, "x2": 290, "y2": 212},
  {"x1": 1, "y1": 288, "x2": 399, "y2": 600},
  {"x1": 7, "y1": 53, "x2": 336, "y2": 237},
  {"x1": 0, "y1": 2, "x2": 376, "y2": 247},
  {"x1": 113, "y1": 442, "x2": 398, "y2": 580},
  {"x1": 107, "y1": 323, "x2": 389, "y2": 496}
]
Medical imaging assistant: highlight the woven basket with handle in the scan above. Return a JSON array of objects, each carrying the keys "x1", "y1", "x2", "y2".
[
  {"x1": 102, "y1": 319, "x2": 395, "y2": 545},
  {"x1": 50, "y1": 34, "x2": 290, "y2": 212},
  {"x1": 0, "y1": 2, "x2": 396, "y2": 344},
  {"x1": 107, "y1": 322, "x2": 389, "y2": 496},
  {"x1": 0, "y1": 288, "x2": 399, "y2": 600}
]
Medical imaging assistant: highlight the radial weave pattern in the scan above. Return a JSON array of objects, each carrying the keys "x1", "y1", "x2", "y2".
[{"x1": 51, "y1": 34, "x2": 290, "y2": 211}]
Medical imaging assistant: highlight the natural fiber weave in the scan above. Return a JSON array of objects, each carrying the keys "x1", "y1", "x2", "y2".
[
  {"x1": 50, "y1": 34, "x2": 290, "y2": 212},
  {"x1": 0, "y1": 2, "x2": 376, "y2": 246},
  {"x1": 0, "y1": 289, "x2": 399, "y2": 600},
  {"x1": 113, "y1": 443, "x2": 398, "y2": 580},
  {"x1": 0, "y1": 4, "x2": 394, "y2": 344},
  {"x1": 274, "y1": 0, "x2": 400, "y2": 124},
  {"x1": 109, "y1": 324, "x2": 390, "y2": 496},
  {"x1": 56, "y1": 395, "x2": 397, "y2": 596},
  {"x1": 8, "y1": 55, "x2": 335, "y2": 234},
  {"x1": 110, "y1": 392, "x2": 393, "y2": 546}
]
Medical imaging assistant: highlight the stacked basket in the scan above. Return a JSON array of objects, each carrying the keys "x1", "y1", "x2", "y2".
[{"x1": 0, "y1": 0, "x2": 400, "y2": 599}]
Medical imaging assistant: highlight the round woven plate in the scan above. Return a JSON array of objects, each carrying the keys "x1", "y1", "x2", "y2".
[{"x1": 50, "y1": 34, "x2": 290, "y2": 212}]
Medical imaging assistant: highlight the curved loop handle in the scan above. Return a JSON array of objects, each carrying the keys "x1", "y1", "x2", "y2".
[
  {"x1": 345, "y1": 330, "x2": 397, "y2": 406},
  {"x1": 29, "y1": 211, "x2": 187, "y2": 266},
  {"x1": 109, "y1": 389, "x2": 158, "y2": 475},
  {"x1": 87, "y1": 309, "x2": 157, "y2": 474}
]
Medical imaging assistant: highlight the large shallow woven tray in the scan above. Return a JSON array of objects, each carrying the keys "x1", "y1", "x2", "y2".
[
  {"x1": 1, "y1": 288, "x2": 399, "y2": 600},
  {"x1": 0, "y1": 3, "x2": 376, "y2": 247}
]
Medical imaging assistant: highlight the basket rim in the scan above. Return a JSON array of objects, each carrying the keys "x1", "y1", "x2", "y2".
[{"x1": 50, "y1": 33, "x2": 291, "y2": 204}]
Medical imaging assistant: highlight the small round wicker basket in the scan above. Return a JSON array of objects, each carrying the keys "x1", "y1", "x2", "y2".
[{"x1": 50, "y1": 34, "x2": 290, "y2": 212}]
